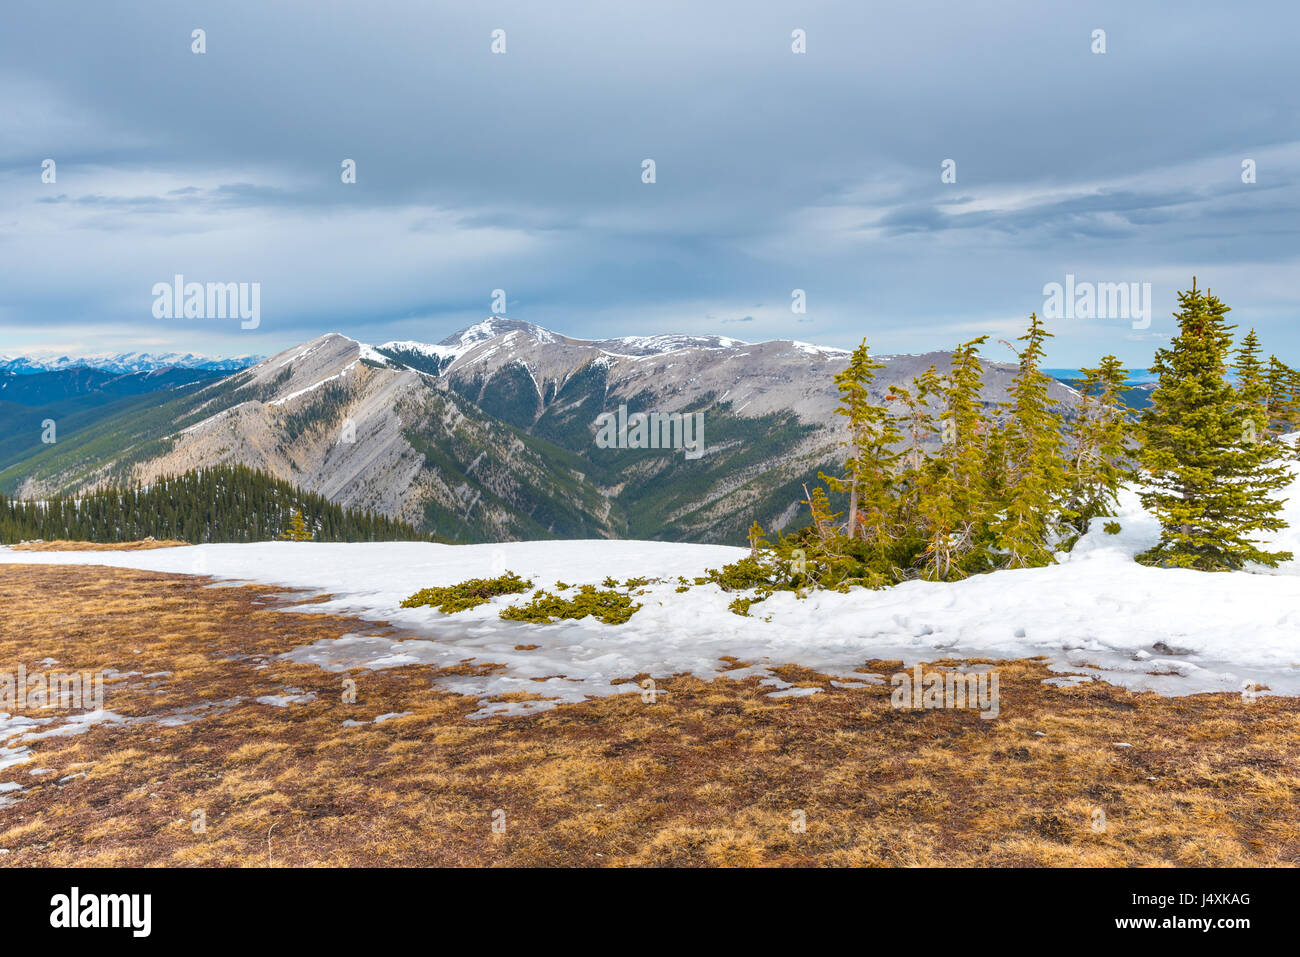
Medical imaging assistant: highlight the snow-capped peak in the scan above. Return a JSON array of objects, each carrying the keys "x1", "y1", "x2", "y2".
[
  {"x1": 439, "y1": 317, "x2": 559, "y2": 348},
  {"x1": 600, "y1": 333, "x2": 746, "y2": 356},
  {"x1": 0, "y1": 351, "x2": 262, "y2": 376},
  {"x1": 790, "y1": 340, "x2": 851, "y2": 357}
]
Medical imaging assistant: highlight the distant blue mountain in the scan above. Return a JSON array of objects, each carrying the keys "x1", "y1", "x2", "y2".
[
  {"x1": 0, "y1": 352, "x2": 260, "y2": 375},
  {"x1": 0, "y1": 365, "x2": 236, "y2": 470},
  {"x1": 1045, "y1": 368, "x2": 1155, "y2": 410},
  {"x1": 1044, "y1": 368, "x2": 1157, "y2": 386},
  {"x1": 0, "y1": 366, "x2": 225, "y2": 406}
]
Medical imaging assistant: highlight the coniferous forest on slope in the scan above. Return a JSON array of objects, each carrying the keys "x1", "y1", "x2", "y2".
[{"x1": 0, "y1": 463, "x2": 423, "y2": 544}]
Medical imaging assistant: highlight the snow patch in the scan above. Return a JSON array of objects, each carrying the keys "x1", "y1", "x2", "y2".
[{"x1": 6, "y1": 457, "x2": 1300, "y2": 715}]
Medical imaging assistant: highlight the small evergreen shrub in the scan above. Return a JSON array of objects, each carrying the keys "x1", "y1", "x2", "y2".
[
  {"x1": 401, "y1": 572, "x2": 533, "y2": 614},
  {"x1": 500, "y1": 585, "x2": 641, "y2": 625}
]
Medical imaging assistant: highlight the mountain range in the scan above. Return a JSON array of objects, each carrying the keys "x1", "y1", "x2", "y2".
[
  {"x1": 0, "y1": 319, "x2": 1082, "y2": 544},
  {"x1": 0, "y1": 351, "x2": 261, "y2": 376}
]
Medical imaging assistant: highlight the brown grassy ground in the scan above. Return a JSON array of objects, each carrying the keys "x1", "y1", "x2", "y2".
[
  {"x1": 8, "y1": 539, "x2": 190, "y2": 551},
  {"x1": 0, "y1": 563, "x2": 1296, "y2": 867}
]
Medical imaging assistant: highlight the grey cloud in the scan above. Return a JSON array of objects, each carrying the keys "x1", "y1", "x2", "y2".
[{"x1": 0, "y1": 0, "x2": 1298, "y2": 366}]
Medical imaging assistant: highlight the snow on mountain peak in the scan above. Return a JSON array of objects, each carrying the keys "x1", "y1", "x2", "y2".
[
  {"x1": 0, "y1": 351, "x2": 262, "y2": 376},
  {"x1": 790, "y1": 340, "x2": 851, "y2": 357},
  {"x1": 602, "y1": 333, "x2": 746, "y2": 356},
  {"x1": 440, "y1": 317, "x2": 559, "y2": 348}
]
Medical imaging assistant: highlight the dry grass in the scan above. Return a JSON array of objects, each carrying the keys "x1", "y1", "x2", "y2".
[
  {"x1": 0, "y1": 564, "x2": 1297, "y2": 867},
  {"x1": 8, "y1": 539, "x2": 189, "y2": 552}
]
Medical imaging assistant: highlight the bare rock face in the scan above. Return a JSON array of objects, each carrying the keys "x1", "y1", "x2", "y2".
[
  {"x1": 22, "y1": 321, "x2": 1081, "y2": 545},
  {"x1": 138, "y1": 335, "x2": 431, "y2": 525},
  {"x1": 386, "y1": 318, "x2": 1077, "y2": 429}
]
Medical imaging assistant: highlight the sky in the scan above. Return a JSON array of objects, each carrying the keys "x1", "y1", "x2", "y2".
[{"x1": 2, "y1": 0, "x2": 1299, "y2": 366}]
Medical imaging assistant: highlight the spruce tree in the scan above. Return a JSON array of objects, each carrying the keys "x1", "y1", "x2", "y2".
[
  {"x1": 281, "y1": 508, "x2": 312, "y2": 541},
  {"x1": 823, "y1": 339, "x2": 900, "y2": 545},
  {"x1": 1266, "y1": 355, "x2": 1300, "y2": 440},
  {"x1": 1235, "y1": 328, "x2": 1269, "y2": 444},
  {"x1": 801, "y1": 483, "x2": 841, "y2": 545},
  {"x1": 1137, "y1": 281, "x2": 1292, "y2": 570},
  {"x1": 919, "y1": 337, "x2": 990, "y2": 579},
  {"x1": 989, "y1": 314, "x2": 1068, "y2": 567},
  {"x1": 1065, "y1": 354, "x2": 1131, "y2": 528},
  {"x1": 886, "y1": 365, "x2": 941, "y2": 536}
]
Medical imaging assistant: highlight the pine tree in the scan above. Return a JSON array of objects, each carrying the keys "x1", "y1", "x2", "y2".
[
  {"x1": 1065, "y1": 354, "x2": 1131, "y2": 529},
  {"x1": 1235, "y1": 329, "x2": 1269, "y2": 443},
  {"x1": 886, "y1": 365, "x2": 941, "y2": 535},
  {"x1": 989, "y1": 314, "x2": 1068, "y2": 567},
  {"x1": 822, "y1": 339, "x2": 900, "y2": 544},
  {"x1": 801, "y1": 483, "x2": 841, "y2": 545},
  {"x1": 1137, "y1": 281, "x2": 1292, "y2": 570},
  {"x1": 889, "y1": 365, "x2": 942, "y2": 471},
  {"x1": 1266, "y1": 355, "x2": 1300, "y2": 439},
  {"x1": 1, "y1": 466, "x2": 428, "y2": 545},
  {"x1": 919, "y1": 337, "x2": 991, "y2": 579},
  {"x1": 281, "y1": 508, "x2": 310, "y2": 541}
]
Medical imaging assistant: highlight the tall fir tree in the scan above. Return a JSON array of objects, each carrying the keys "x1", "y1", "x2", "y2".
[
  {"x1": 1266, "y1": 354, "x2": 1300, "y2": 440},
  {"x1": 886, "y1": 364, "x2": 941, "y2": 536},
  {"x1": 919, "y1": 337, "x2": 990, "y2": 579},
  {"x1": 280, "y1": 509, "x2": 312, "y2": 541},
  {"x1": 822, "y1": 339, "x2": 901, "y2": 546},
  {"x1": 1065, "y1": 354, "x2": 1132, "y2": 528},
  {"x1": 1235, "y1": 328, "x2": 1269, "y2": 443},
  {"x1": 1137, "y1": 281, "x2": 1292, "y2": 570},
  {"x1": 989, "y1": 314, "x2": 1068, "y2": 567}
]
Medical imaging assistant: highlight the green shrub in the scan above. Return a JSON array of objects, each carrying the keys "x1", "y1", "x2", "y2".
[
  {"x1": 400, "y1": 572, "x2": 533, "y2": 614},
  {"x1": 728, "y1": 595, "x2": 765, "y2": 617},
  {"x1": 500, "y1": 585, "x2": 641, "y2": 625},
  {"x1": 702, "y1": 556, "x2": 780, "y2": 591}
]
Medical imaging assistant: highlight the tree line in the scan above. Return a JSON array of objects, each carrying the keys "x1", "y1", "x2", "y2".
[
  {"x1": 0, "y1": 464, "x2": 425, "y2": 544},
  {"x1": 739, "y1": 278, "x2": 1300, "y2": 596}
]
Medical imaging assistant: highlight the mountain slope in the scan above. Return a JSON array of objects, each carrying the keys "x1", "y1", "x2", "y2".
[
  {"x1": 3, "y1": 320, "x2": 1083, "y2": 545},
  {"x1": 2, "y1": 335, "x2": 616, "y2": 542},
  {"x1": 378, "y1": 318, "x2": 1082, "y2": 540}
]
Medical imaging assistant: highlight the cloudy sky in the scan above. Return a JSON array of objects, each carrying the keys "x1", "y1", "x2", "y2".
[{"x1": 2, "y1": 0, "x2": 1298, "y2": 365}]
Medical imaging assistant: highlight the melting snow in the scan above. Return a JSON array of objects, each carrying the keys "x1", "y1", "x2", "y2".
[{"x1": 4, "y1": 455, "x2": 1300, "y2": 716}]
